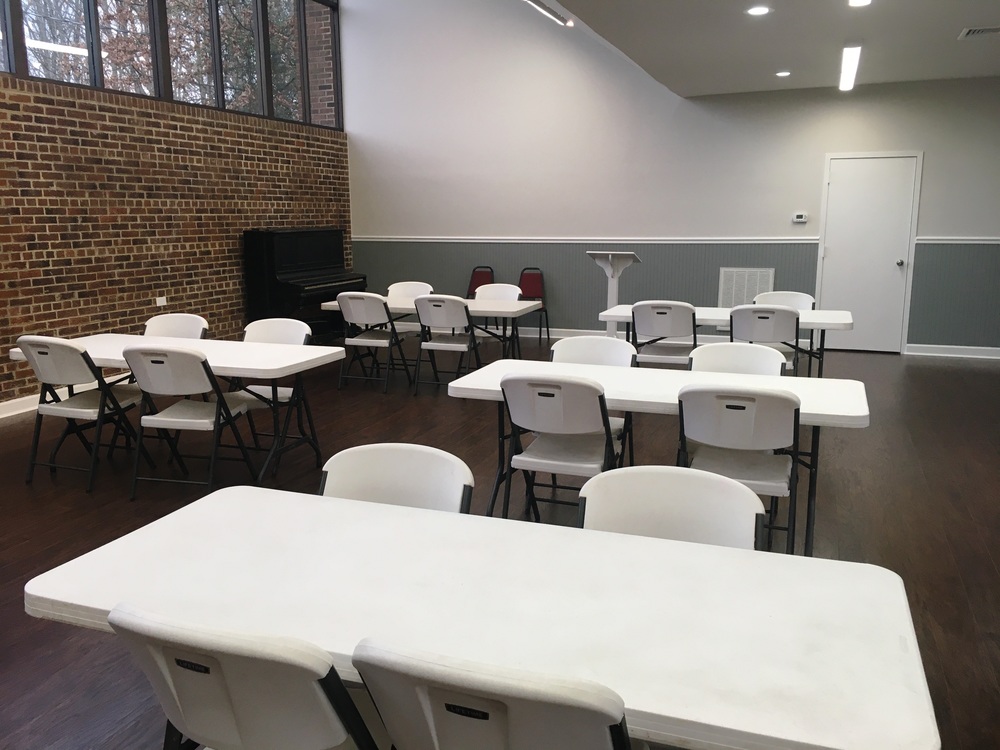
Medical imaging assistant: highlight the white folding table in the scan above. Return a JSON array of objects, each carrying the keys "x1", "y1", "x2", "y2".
[
  {"x1": 322, "y1": 297, "x2": 542, "y2": 358},
  {"x1": 23, "y1": 486, "x2": 940, "y2": 750},
  {"x1": 449, "y1": 359, "x2": 870, "y2": 556},
  {"x1": 600, "y1": 304, "x2": 854, "y2": 377},
  {"x1": 9, "y1": 334, "x2": 345, "y2": 481}
]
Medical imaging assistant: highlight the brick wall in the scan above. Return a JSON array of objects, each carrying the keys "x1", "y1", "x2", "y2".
[{"x1": 0, "y1": 74, "x2": 351, "y2": 402}]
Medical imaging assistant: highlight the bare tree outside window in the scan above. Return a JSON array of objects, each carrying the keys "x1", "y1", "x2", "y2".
[
  {"x1": 166, "y1": 0, "x2": 216, "y2": 106},
  {"x1": 22, "y1": 0, "x2": 92, "y2": 84},
  {"x1": 98, "y1": 0, "x2": 154, "y2": 95},
  {"x1": 218, "y1": 0, "x2": 260, "y2": 114}
]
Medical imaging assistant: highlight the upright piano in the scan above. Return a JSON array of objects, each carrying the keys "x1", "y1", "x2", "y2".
[{"x1": 243, "y1": 227, "x2": 366, "y2": 339}]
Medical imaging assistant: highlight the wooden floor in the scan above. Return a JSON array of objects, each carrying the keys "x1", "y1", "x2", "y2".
[{"x1": 2, "y1": 342, "x2": 998, "y2": 749}]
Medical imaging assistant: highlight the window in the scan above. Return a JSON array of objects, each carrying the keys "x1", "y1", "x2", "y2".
[
  {"x1": 22, "y1": 0, "x2": 92, "y2": 84},
  {"x1": 3, "y1": 0, "x2": 342, "y2": 129},
  {"x1": 98, "y1": 0, "x2": 154, "y2": 95}
]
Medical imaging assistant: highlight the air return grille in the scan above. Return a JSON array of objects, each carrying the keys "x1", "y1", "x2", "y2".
[{"x1": 958, "y1": 26, "x2": 1000, "y2": 39}]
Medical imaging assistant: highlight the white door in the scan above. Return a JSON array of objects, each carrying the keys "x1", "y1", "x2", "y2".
[{"x1": 818, "y1": 154, "x2": 920, "y2": 352}]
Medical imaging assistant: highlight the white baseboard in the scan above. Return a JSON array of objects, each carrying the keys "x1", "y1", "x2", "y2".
[
  {"x1": 904, "y1": 344, "x2": 1000, "y2": 360},
  {"x1": 0, "y1": 384, "x2": 97, "y2": 422}
]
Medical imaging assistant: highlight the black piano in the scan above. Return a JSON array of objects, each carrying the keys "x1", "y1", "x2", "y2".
[{"x1": 243, "y1": 227, "x2": 366, "y2": 340}]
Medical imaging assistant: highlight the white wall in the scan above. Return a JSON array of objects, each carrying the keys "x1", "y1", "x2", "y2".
[{"x1": 340, "y1": 0, "x2": 1000, "y2": 240}]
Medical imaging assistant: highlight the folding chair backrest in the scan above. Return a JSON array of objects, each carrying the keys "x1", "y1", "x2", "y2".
[
  {"x1": 243, "y1": 318, "x2": 311, "y2": 345},
  {"x1": 353, "y1": 638, "x2": 631, "y2": 750},
  {"x1": 414, "y1": 294, "x2": 471, "y2": 330},
  {"x1": 16, "y1": 335, "x2": 95, "y2": 386},
  {"x1": 518, "y1": 267, "x2": 545, "y2": 300},
  {"x1": 631, "y1": 301, "x2": 696, "y2": 339},
  {"x1": 466, "y1": 266, "x2": 495, "y2": 298},
  {"x1": 109, "y1": 603, "x2": 355, "y2": 750},
  {"x1": 729, "y1": 305, "x2": 799, "y2": 344},
  {"x1": 679, "y1": 385, "x2": 799, "y2": 451},
  {"x1": 474, "y1": 283, "x2": 522, "y2": 301},
  {"x1": 579, "y1": 466, "x2": 766, "y2": 550},
  {"x1": 753, "y1": 291, "x2": 815, "y2": 311},
  {"x1": 320, "y1": 443, "x2": 474, "y2": 513},
  {"x1": 123, "y1": 346, "x2": 214, "y2": 397},
  {"x1": 338, "y1": 292, "x2": 391, "y2": 327},
  {"x1": 501, "y1": 374, "x2": 608, "y2": 435},
  {"x1": 550, "y1": 336, "x2": 635, "y2": 368},
  {"x1": 144, "y1": 313, "x2": 209, "y2": 339},
  {"x1": 688, "y1": 342, "x2": 785, "y2": 376},
  {"x1": 387, "y1": 281, "x2": 433, "y2": 300}
]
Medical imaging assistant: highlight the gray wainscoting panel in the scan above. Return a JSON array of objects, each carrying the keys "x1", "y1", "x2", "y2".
[
  {"x1": 909, "y1": 243, "x2": 1000, "y2": 346},
  {"x1": 352, "y1": 240, "x2": 818, "y2": 331}
]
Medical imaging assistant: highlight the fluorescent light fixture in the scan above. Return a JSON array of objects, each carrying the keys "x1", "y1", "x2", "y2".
[
  {"x1": 522, "y1": 0, "x2": 573, "y2": 26},
  {"x1": 746, "y1": 6, "x2": 771, "y2": 16},
  {"x1": 839, "y1": 45, "x2": 861, "y2": 91},
  {"x1": 25, "y1": 37, "x2": 89, "y2": 57},
  {"x1": 849, "y1": 0, "x2": 872, "y2": 6},
  {"x1": 776, "y1": 71, "x2": 791, "y2": 77}
]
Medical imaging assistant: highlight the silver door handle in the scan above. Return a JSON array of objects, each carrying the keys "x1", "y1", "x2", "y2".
[{"x1": 896, "y1": 259, "x2": 904, "y2": 266}]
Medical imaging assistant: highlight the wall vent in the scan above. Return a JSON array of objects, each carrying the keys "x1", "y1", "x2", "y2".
[
  {"x1": 958, "y1": 26, "x2": 1000, "y2": 39},
  {"x1": 718, "y1": 267, "x2": 774, "y2": 308}
]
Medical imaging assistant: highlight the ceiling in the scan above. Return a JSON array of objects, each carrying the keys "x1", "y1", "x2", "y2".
[{"x1": 555, "y1": 0, "x2": 1000, "y2": 98}]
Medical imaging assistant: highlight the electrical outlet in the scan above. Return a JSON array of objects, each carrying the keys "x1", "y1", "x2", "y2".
[{"x1": 155, "y1": 296, "x2": 167, "y2": 307}]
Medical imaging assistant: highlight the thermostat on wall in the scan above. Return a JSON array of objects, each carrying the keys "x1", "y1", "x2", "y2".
[{"x1": 792, "y1": 212, "x2": 808, "y2": 224}]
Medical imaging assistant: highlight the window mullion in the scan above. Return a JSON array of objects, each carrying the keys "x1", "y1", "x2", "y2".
[
  {"x1": 256, "y1": 0, "x2": 273, "y2": 117},
  {"x1": 6, "y1": 0, "x2": 30, "y2": 75},
  {"x1": 208, "y1": 0, "x2": 224, "y2": 108},
  {"x1": 148, "y1": 0, "x2": 173, "y2": 98},
  {"x1": 296, "y1": 0, "x2": 309, "y2": 123},
  {"x1": 83, "y1": 0, "x2": 103, "y2": 88}
]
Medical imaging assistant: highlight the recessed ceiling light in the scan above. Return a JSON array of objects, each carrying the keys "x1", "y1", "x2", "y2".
[
  {"x1": 776, "y1": 71, "x2": 791, "y2": 77},
  {"x1": 849, "y1": 0, "x2": 872, "y2": 7},
  {"x1": 839, "y1": 45, "x2": 862, "y2": 91},
  {"x1": 746, "y1": 6, "x2": 772, "y2": 16}
]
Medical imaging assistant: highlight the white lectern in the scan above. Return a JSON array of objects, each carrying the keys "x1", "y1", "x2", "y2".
[{"x1": 587, "y1": 251, "x2": 641, "y2": 336}]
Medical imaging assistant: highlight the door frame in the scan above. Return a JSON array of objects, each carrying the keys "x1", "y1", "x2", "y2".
[{"x1": 816, "y1": 151, "x2": 923, "y2": 353}]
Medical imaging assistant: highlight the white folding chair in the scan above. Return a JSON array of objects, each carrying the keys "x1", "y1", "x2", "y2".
[
  {"x1": 497, "y1": 374, "x2": 617, "y2": 521},
  {"x1": 338, "y1": 291, "x2": 412, "y2": 393},
  {"x1": 223, "y1": 319, "x2": 320, "y2": 472},
  {"x1": 319, "y1": 443, "x2": 474, "y2": 513},
  {"x1": 122, "y1": 346, "x2": 256, "y2": 500},
  {"x1": 753, "y1": 291, "x2": 816, "y2": 374},
  {"x1": 550, "y1": 336, "x2": 636, "y2": 466},
  {"x1": 631, "y1": 300, "x2": 697, "y2": 367},
  {"x1": 474, "y1": 283, "x2": 523, "y2": 356},
  {"x1": 144, "y1": 313, "x2": 209, "y2": 339},
  {"x1": 729, "y1": 304, "x2": 802, "y2": 374},
  {"x1": 579, "y1": 466, "x2": 767, "y2": 550},
  {"x1": 108, "y1": 602, "x2": 379, "y2": 750},
  {"x1": 688, "y1": 342, "x2": 786, "y2": 376},
  {"x1": 678, "y1": 384, "x2": 801, "y2": 553},
  {"x1": 353, "y1": 638, "x2": 635, "y2": 750},
  {"x1": 387, "y1": 281, "x2": 433, "y2": 300},
  {"x1": 17, "y1": 335, "x2": 148, "y2": 492},
  {"x1": 413, "y1": 294, "x2": 482, "y2": 395}
]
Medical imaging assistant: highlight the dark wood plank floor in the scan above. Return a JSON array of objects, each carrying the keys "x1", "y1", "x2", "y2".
[{"x1": 2, "y1": 342, "x2": 998, "y2": 749}]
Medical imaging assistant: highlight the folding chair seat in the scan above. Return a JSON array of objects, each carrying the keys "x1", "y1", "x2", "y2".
[
  {"x1": 413, "y1": 294, "x2": 482, "y2": 394},
  {"x1": 631, "y1": 300, "x2": 697, "y2": 366},
  {"x1": 225, "y1": 319, "x2": 319, "y2": 469},
  {"x1": 729, "y1": 304, "x2": 802, "y2": 374},
  {"x1": 338, "y1": 291, "x2": 412, "y2": 393},
  {"x1": 677, "y1": 384, "x2": 801, "y2": 553},
  {"x1": 518, "y1": 266, "x2": 550, "y2": 346},
  {"x1": 688, "y1": 342, "x2": 786, "y2": 376},
  {"x1": 497, "y1": 373, "x2": 618, "y2": 521},
  {"x1": 109, "y1": 602, "x2": 379, "y2": 750},
  {"x1": 122, "y1": 345, "x2": 256, "y2": 500},
  {"x1": 144, "y1": 313, "x2": 209, "y2": 339},
  {"x1": 353, "y1": 638, "x2": 636, "y2": 750},
  {"x1": 320, "y1": 443, "x2": 474, "y2": 513},
  {"x1": 579, "y1": 466, "x2": 767, "y2": 550},
  {"x1": 753, "y1": 291, "x2": 816, "y2": 374},
  {"x1": 550, "y1": 336, "x2": 636, "y2": 466},
  {"x1": 465, "y1": 265, "x2": 494, "y2": 298},
  {"x1": 18, "y1": 335, "x2": 148, "y2": 492}
]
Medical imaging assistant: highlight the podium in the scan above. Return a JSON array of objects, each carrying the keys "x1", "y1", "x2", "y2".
[{"x1": 587, "y1": 251, "x2": 641, "y2": 336}]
